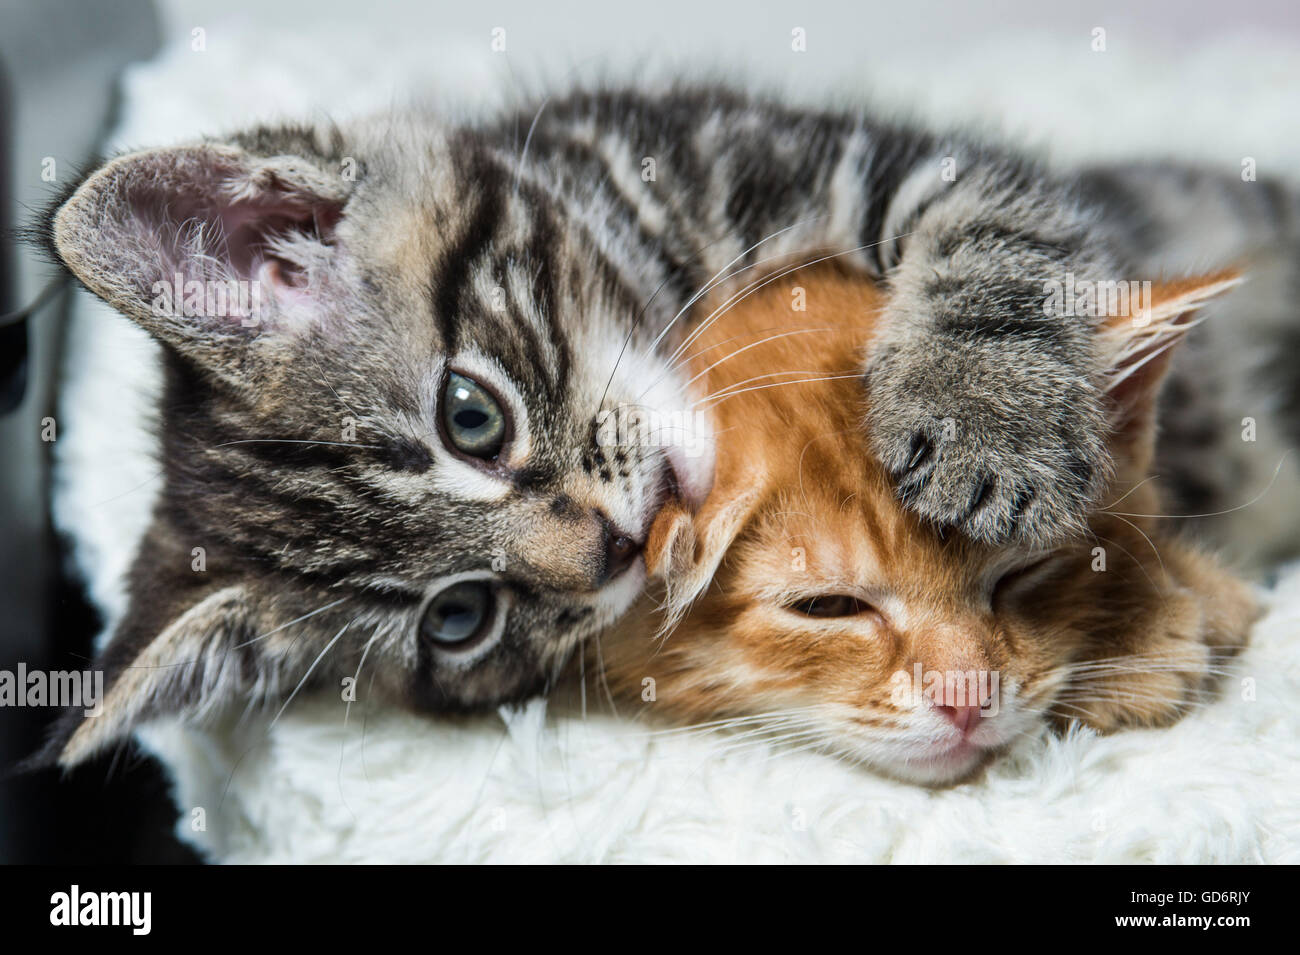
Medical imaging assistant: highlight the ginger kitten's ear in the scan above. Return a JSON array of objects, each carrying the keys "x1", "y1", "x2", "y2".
[
  {"x1": 1099, "y1": 270, "x2": 1242, "y2": 465},
  {"x1": 646, "y1": 485, "x2": 765, "y2": 634}
]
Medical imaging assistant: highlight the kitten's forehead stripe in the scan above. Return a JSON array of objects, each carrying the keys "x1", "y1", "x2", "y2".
[
  {"x1": 499, "y1": 261, "x2": 561, "y2": 394},
  {"x1": 521, "y1": 199, "x2": 572, "y2": 395},
  {"x1": 432, "y1": 168, "x2": 580, "y2": 411},
  {"x1": 431, "y1": 138, "x2": 506, "y2": 350}
]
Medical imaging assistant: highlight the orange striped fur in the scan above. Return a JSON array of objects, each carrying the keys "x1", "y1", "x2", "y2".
[{"x1": 585, "y1": 265, "x2": 1256, "y2": 785}]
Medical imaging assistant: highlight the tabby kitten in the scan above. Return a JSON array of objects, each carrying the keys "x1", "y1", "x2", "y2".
[
  {"x1": 37, "y1": 85, "x2": 1292, "y2": 765},
  {"x1": 590, "y1": 266, "x2": 1258, "y2": 785}
]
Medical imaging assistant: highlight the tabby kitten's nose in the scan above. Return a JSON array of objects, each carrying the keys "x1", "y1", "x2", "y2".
[{"x1": 598, "y1": 514, "x2": 642, "y2": 583}]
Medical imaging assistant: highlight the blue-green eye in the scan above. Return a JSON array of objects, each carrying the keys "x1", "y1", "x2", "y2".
[
  {"x1": 442, "y1": 371, "x2": 507, "y2": 460},
  {"x1": 421, "y1": 580, "x2": 495, "y2": 648}
]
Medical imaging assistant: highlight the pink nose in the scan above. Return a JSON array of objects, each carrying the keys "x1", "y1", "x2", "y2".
[{"x1": 936, "y1": 704, "x2": 982, "y2": 736}]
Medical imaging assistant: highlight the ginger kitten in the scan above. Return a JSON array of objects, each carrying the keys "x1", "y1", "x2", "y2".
[{"x1": 590, "y1": 266, "x2": 1257, "y2": 785}]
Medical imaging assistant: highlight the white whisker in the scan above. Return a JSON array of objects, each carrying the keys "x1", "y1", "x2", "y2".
[{"x1": 269, "y1": 619, "x2": 352, "y2": 730}]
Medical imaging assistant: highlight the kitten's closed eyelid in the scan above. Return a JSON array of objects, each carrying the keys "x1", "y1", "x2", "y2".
[
  {"x1": 991, "y1": 553, "x2": 1058, "y2": 598},
  {"x1": 786, "y1": 594, "x2": 880, "y2": 619}
]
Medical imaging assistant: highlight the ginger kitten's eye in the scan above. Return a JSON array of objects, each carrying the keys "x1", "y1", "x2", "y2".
[
  {"x1": 442, "y1": 371, "x2": 508, "y2": 460},
  {"x1": 421, "y1": 580, "x2": 497, "y2": 649},
  {"x1": 789, "y1": 594, "x2": 874, "y2": 618},
  {"x1": 993, "y1": 555, "x2": 1056, "y2": 598}
]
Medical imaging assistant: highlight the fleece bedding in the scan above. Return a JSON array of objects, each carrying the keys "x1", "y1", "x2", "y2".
[{"x1": 51, "y1": 3, "x2": 1300, "y2": 862}]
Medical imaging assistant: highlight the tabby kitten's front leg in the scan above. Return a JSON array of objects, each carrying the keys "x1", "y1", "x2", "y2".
[
  {"x1": 520, "y1": 90, "x2": 1124, "y2": 547},
  {"x1": 863, "y1": 161, "x2": 1116, "y2": 548}
]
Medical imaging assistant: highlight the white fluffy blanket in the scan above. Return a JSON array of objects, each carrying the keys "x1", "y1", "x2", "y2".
[{"x1": 53, "y1": 4, "x2": 1300, "y2": 862}]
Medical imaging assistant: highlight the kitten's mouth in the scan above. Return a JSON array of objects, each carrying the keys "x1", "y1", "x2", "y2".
[
  {"x1": 891, "y1": 719, "x2": 1021, "y2": 784},
  {"x1": 900, "y1": 740, "x2": 996, "y2": 785}
]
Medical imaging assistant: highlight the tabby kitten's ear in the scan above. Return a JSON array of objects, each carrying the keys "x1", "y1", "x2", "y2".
[
  {"x1": 1098, "y1": 270, "x2": 1241, "y2": 468},
  {"x1": 47, "y1": 139, "x2": 352, "y2": 383},
  {"x1": 39, "y1": 584, "x2": 303, "y2": 769}
]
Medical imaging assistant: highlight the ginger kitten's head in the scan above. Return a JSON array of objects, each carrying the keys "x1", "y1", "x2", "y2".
[{"x1": 597, "y1": 266, "x2": 1254, "y2": 785}]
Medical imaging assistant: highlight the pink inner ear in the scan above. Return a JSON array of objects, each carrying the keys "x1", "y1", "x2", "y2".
[
  {"x1": 256, "y1": 257, "x2": 314, "y2": 310},
  {"x1": 124, "y1": 153, "x2": 343, "y2": 320},
  {"x1": 152, "y1": 195, "x2": 330, "y2": 321},
  {"x1": 216, "y1": 197, "x2": 339, "y2": 277}
]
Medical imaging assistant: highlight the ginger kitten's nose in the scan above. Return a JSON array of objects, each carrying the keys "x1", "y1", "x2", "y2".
[{"x1": 937, "y1": 704, "x2": 983, "y2": 736}]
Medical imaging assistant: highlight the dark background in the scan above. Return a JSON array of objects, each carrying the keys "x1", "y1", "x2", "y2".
[{"x1": 0, "y1": 0, "x2": 199, "y2": 864}]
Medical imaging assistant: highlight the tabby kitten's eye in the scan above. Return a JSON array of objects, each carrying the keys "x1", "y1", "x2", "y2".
[
  {"x1": 789, "y1": 594, "x2": 874, "y2": 618},
  {"x1": 442, "y1": 371, "x2": 508, "y2": 460},
  {"x1": 421, "y1": 580, "x2": 497, "y2": 649}
]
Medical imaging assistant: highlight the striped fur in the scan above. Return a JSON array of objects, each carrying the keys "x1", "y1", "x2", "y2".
[
  {"x1": 36, "y1": 85, "x2": 1299, "y2": 764},
  {"x1": 584, "y1": 267, "x2": 1258, "y2": 785}
]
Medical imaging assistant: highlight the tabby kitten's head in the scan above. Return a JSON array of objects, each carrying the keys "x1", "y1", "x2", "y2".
[
  {"x1": 594, "y1": 266, "x2": 1254, "y2": 785},
  {"x1": 43, "y1": 120, "x2": 711, "y2": 765}
]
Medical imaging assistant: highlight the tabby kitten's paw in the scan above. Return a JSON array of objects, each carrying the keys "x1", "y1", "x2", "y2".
[{"x1": 862, "y1": 337, "x2": 1110, "y2": 548}]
